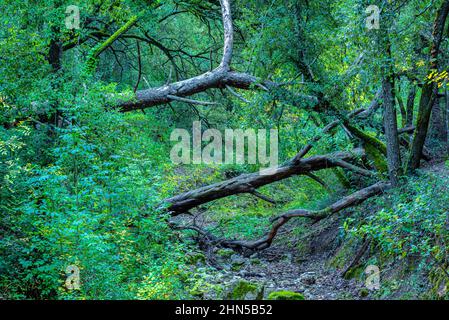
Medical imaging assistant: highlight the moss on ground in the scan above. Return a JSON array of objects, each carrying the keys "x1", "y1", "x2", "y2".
[
  {"x1": 267, "y1": 290, "x2": 305, "y2": 300},
  {"x1": 226, "y1": 280, "x2": 261, "y2": 300}
]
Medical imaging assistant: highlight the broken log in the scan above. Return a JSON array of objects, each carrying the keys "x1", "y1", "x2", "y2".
[
  {"x1": 163, "y1": 148, "x2": 368, "y2": 215},
  {"x1": 219, "y1": 181, "x2": 390, "y2": 251}
]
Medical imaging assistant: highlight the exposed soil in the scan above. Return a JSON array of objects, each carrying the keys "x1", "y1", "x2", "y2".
[
  {"x1": 199, "y1": 162, "x2": 449, "y2": 300},
  {"x1": 209, "y1": 217, "x2": 368, "y2": 300}
]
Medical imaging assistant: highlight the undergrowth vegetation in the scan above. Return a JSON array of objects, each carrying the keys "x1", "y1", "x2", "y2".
[
  {"x1": 1, "y1": 0, "x2": 449, "y2": 301},
  {"x1": 347, "y1": 168, "x2": 449, "y2": 261}
]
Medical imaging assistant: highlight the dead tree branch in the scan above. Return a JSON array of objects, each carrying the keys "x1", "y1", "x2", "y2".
[
  {"x1": 115, "y1": 0, "x2": 275, "y2": 112},
  {"x1": 176, "y1": 182, "x2": 390, "y2": 253},
  {"x1": 219, "y1": 182, "x2": 390, "y2": 252},
  {"x1": 162, "y1": 148, "x2": 367, "y2": 215}
]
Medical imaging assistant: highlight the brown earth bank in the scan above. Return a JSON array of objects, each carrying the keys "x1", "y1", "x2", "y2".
[{"x1": 185, "y1": 162, "x2": 449, "y2": 300}]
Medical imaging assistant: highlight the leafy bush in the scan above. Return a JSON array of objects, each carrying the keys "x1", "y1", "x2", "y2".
[{"x1": 347, "y1": 171, "x2": 449, "y2": 263}]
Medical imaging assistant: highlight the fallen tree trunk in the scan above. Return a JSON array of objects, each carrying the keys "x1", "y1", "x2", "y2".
[
  {"x1": 175, "y1": 181, "x2": 390, "y2": 252},
  {"x1": 163, "y1": 148, "x2": 368, "y2": 215},
  {"x1": 220, "y1": 181, "x2": 390, "y2": 251},
  {"x1": 162, "y1": 107, "x2": 383, "y2": 216}
]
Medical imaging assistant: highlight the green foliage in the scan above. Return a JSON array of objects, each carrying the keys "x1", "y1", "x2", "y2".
[
  {"x1": 2, "y1": 0, "x2": 448, "y2": 301},
  {"x1": 0, "y1": 106, "x2": 192, "y2": 299},
  {"x1": 347, "y1": 172, "x2": 449, "y2": 261}
]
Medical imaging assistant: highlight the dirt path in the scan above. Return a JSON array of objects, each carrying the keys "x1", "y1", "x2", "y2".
[
  {"x1": 199, "y1": 162, "x2": 449, "y2": 300},
  {"x1": 212, "y1": 240, "x2": 366, "y2": 300}
]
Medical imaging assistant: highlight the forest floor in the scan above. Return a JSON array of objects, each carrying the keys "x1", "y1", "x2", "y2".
[
  {"x1": 196, "y1": 161, "x2": 449, "y2": 300},
  {"x1": 222, "y1": 249, "x2": 365, "y2": 300},
  {"x1": 202, "y1": 215, "x2": 368, "y2": 300}
]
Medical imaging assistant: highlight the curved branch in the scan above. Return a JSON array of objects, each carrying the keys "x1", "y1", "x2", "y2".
[
  {"x1": 114, "y1": 0, "x2": 274, "y2": 112},
  {"x1": 86, "y1": 15, "x2": 140, "y2": 71},
  {"x1": 118, "y1": 70, "x2": 273, "y2": 112},
  {"x1": 219, "y1": 0, "x2": 233, "y2": 69},
  {"x1": 162, "y1": 148, "x2": 367, "y2": 215},
  {"x1": 220, "y1": 181, "x2": 390, "y2": 251}
]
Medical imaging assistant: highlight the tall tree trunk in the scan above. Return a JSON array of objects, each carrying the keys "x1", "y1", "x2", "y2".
[
  {"x1": 406, "y1": 85, "x2": 416, "y2": 128},
  {"x1": 381, "y1": 31, "x2": 402, "y2": 185},
  {"x1": 382, "y1": 72, "x2": 402, "y2": 185},
  {"x1": 396, "y1": 84, "x2": 407, "y2": 127},
  {"x1": 444, "y1": 87, "x2": 449, "y2": 156},
  {"x1": 408, "y1": 0, "x2": 449, "y2": 171},
  {"x1": 429, "y1": 97, "x2": 448, "y2": 158},
  {"x1": 293, "y1": 2, "x2": 315, "y2": 82},
  {"x1": 43, "y1": 29, "x2": 63, "y2": 126},
  {"x1": 48, "y1": 38, "x2": 62, "y2": 72},
  {"x1": 444, "y1": 90, "x2": 448, "y2": 156}
]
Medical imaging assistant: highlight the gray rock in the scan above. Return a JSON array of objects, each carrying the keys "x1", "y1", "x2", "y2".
[
  {"x1": 231, "y1": 254, "x2": 246, "y2": 266},
  {"x1": 299, "y1": 272, "x2": 317, "y2": 286}
]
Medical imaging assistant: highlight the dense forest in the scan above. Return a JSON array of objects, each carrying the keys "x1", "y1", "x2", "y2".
[{"x1": 1, "y1": 0, "x2": 449, "y2": 300}]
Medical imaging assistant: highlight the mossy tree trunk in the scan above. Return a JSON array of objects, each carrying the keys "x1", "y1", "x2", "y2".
[
  {"x1": 382, "y1": 36, "x2": 402, "y2": 185},
  {"x1": 408, "y1": 0, "x2": 449, "y2": 171},
  {"x1": 429, "y1": 98, "x2": 448, "y2": 157}
]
